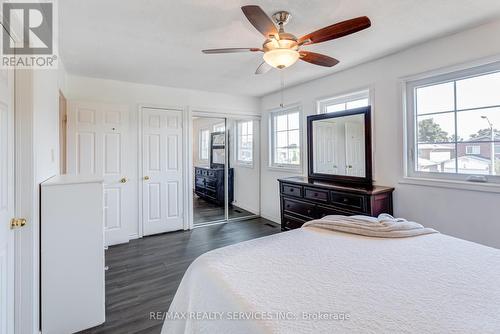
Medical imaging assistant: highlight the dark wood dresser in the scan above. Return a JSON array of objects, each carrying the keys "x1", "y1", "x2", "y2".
[
  {"x1": 278, "y1": 176, "x2": 394, "y2": 231},
  {"x1": 195, "y1": 167, "x2": 233, "y2": 206}
]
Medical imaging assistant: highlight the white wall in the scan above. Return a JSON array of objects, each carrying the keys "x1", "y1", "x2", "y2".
[
  {"x1": 65, "y1": 75, "x2": 260, "y2": 237},
  {"x1": 260, "y1": 19, "x2": 500, "y2": 248}
]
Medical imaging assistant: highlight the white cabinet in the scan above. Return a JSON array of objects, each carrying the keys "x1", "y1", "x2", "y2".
[{"x1": 41, "y1": 175, "x2": 105, "y2": 334}]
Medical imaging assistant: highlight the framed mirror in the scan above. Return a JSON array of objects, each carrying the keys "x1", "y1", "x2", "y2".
[
  {"x1": 307, "y1": 106, "x2": 372, "y2": 187},
  {"x1": 210, "y1": 131, "x2": 227, "y2": 169}
]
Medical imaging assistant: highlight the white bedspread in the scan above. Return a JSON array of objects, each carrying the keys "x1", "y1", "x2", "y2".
[{"x1": 161, "y1": 227, "x2": 500, "y2": 334}]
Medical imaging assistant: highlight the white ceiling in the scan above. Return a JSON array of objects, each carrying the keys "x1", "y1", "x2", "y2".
[{"x1": 60, "y1": 0, "x2": 500, "y2": 97}]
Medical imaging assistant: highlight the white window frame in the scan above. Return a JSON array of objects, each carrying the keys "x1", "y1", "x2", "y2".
[
  {"x1": 235, "y1": 120, "x2": 254, "y2": 167},
  {"x1": 213, "y1": 122, "x2": 225, "y2": 132},
  {"x1": 465, "y1": 145, "x2": 481, "y2": 155},
  {"x1": 317, "y1": 89, "x2": 370, "y2": 114},
  {"x1": 268, "y1": 105, "x2": 302, "y2": 170},
  {"x1": 405, "y1": 61, "x2": 500, "y2": 185},
  {"x1": 199, "y1": 128, "x2": 209, "y2": 161}
]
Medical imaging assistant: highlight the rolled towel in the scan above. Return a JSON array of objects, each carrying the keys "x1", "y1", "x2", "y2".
[{"x1": 302, "y1": 214, "x2": 438, "y2": 238}]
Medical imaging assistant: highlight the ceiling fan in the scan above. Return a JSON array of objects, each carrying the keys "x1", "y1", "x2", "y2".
[{"x1": 202, "y1": 5, "x2": 371, "y2": 74}]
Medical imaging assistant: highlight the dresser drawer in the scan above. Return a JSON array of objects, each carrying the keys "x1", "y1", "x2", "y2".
[
  {"x1": 315, "y1": 204, "x2": 352, "y2": 219},
  {"x1": 205, "y1": 179, "x2": 217, "y2": 188},
  {"x1": 281, "y1": 184, "x2": 303, "y2": 198},
  {"x1": 195, "y1": 168, "x2": 202, "y2": 175},
  {"x1": 283, "y1": 198, "x2": 315, "y2": 219},
  {"x1": 282, "y1": 214, "x2": 306, "y2": 230},
  {"x1": 207, "y1": 170, "x2": 216, "y2": 178},
  {"x1": 330, "y1": 191, "x2": 366, "y2": 211},
  {"x1": 304, "y1": 187, "x2": 328, "y2": 202},
  {"x1": 195, "y1": 177, "x2": 205, "y2": 187}
]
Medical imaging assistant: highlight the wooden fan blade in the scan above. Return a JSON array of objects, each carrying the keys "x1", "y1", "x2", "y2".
[
  {"x1": 298, "y1": 16, "x2": 371, "y2": 45},
  {"x1": 299, "y1": 51, "x2": 339, "y2": 67},
  {"x1": 255, "y1": 61, "x2": 272, "y2": 74},
  {"x1": 202, "y1": 48, "x2": 261, "y2": 54},
  {"x1": 241, "y1": 5, "x2": 278, "y2": 38}
]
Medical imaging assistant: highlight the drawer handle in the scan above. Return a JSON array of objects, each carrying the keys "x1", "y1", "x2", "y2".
[
  {"x1": 286, "y1": 204, "x2": 290, "y2": 208},
  {"x1": 343, "y1": 198, "x2": 349, "y2": 202},
  {"x1": 290, "y1": 188, "x2": 294, "y2": 192},
  {"x1": 307, "y1": 209, "x2": 311, "y2": 214},
  {"x1": 314, "y1": 193, "x2": 318, "y2": 197}
]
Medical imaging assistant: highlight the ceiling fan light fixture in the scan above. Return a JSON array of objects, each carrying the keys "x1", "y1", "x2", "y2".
[{"x1": 263, "y1": 49, "x2": 299, "y2": 69}]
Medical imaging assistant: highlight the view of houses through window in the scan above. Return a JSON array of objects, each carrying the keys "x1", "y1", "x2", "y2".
[
  {"x1": 415, "y1": 70, "x2": 500, "y2": 176},
  {"x1": 237, "y1": 120, "x2": 253, "y2": 164},
  {"x1": 199, "y1": 129, "x2": 209, "y2": 161},
  {"x1": 270, "y1": 108, "x2": 301, "y2": 167}
]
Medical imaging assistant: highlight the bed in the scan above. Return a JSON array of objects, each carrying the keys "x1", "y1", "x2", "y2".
[{"x1": 161, "y1": 225, "x2": 500, "y2": 334}]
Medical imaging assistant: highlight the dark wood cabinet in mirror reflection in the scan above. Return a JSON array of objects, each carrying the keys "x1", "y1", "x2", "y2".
[
  {"x1": 278, "y1": 176, "x2": 394, "y2": 231},
  {"x1": 195, "y1": 167, "x2": 233, "y2": 206}
]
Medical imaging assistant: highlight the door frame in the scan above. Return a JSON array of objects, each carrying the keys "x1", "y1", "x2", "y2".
[
  {"x1": 138, "y1": 104, "x2": 189, "y2": 238},
  {"x1": 189, "y1": 108, "x2": 262, "y2": 230},
  {"x1": 14, "y1": 69, "x2": 38, "y2": 334}
]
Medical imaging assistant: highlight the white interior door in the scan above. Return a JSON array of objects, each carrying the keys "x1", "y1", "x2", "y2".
[
  {"x1": 0, "y1": 68, "x2": 15, "y2": 334},
  {"x1": 314, "y1": 122, "x2": 340, "y2": 174},
  {"x1": 345, "y1": 122, "x2": 365, "y2": 177},
  {"x1": 67, "y1": 102, "x2": 132, "y2": 246},
  {"x1": 142, "y1": 107, "x2": 184, "y2": 235}
]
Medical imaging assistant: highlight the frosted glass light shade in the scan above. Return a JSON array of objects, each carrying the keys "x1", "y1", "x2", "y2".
[{"x1": 263, "y1": 49, "x2": 300, "y2": 69}]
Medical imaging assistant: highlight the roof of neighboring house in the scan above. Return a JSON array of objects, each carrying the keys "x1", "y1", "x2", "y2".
[
  {"x1": 418, "y1": 143, "x2": 455, "y2": 150},
  {"x1": 418, "y1": 158, "x2": 439, "y2": 167},
  {"x1": 466, "y1": 134, "x2": 500, "y2": 141},
  {"x1": 443, "y1": 155, "x2": 491, "y2": 167}
]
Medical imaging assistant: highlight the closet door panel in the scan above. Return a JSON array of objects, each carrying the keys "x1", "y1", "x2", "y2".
[{"x1": 68, "y1": 102, "x2": 132, "y2": 246}]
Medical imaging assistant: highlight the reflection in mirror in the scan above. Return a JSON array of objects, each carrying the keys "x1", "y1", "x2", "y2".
[
  {"x1": 312, "y1": 113, "x2": 366, "y2": 177},
  {"x1": 212, "y1": 148, "x2": 225, "y2": 164}
]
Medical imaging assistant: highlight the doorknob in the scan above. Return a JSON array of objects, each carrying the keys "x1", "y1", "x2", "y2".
[
  {"x1": 143, "y1": 176, "x2": 150, "y2": 181},
  {"x1": 120, "y1": 177, "x2": 128, "y2": 183},
  {"x1": 10, "y1": 218, "x2": 27, "y2": 230}
]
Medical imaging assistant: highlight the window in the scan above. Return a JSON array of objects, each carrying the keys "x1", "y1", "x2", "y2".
[
  {"x1": 236, "y1": 120, "x2": 253, "y2": 165},
  {"x1": 199, "y1": 129, "x2": 209, "y2": 161},
  {"x1": 406, "y1": 62, "x2": 500, "y2": 183},
  {"x1": 213, "y1": 122, "x2": 225, "y2": 132},
  {"x1": 465, "y1": 145, "x2": 481, "y2": 155},
  {"x1": 270, "y1": 106, "x2": 301, "y2": 168},
  {"x1": 317, "y1": 90, "x2": 369, "y2": 114}
]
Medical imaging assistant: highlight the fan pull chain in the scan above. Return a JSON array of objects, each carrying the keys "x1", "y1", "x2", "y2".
[{"x1": 280, "y1": 70, "x2": 285, "y2": 109}]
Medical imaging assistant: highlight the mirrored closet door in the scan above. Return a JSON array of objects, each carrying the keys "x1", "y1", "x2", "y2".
[{"x1": 192, "y1": 115, "x2": 260, "y2": 226}]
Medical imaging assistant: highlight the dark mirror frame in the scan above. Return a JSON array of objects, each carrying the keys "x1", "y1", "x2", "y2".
[{"x1": 307, "y1": 106, "x2": 373, "y2": 188}]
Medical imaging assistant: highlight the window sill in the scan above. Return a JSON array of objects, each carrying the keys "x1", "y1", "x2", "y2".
[
  {"x1": 267, "y1": 165, "x2": 303, "y2": 174},
  {"x1": 235, "y1": 162, "x2": 254, "y2": 169},
  {"x1": 399, "y1": 176, "x2": 500, "y2": 194}
]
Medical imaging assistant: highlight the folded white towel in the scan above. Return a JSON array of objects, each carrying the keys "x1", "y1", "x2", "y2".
[{"x1": 302, "y1": 214, "x2": 438, "y2": 238}]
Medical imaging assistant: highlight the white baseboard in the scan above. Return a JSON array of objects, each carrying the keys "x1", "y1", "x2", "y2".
[
  {"x1": 129, "y1": 233, "x2": 140, "y2": 240},
  {"x1": 260, "y1": 213, "x2": 280, "y2": 224},
  {"x1": 232, "y1": 201, "x2": 259, "y2": 215}
]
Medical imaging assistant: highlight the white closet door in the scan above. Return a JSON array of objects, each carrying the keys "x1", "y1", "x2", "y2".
[
  {"x1": 314, "y1": 122, "x2": 340, "y2": 174},
  {"x1": 345, "y1": 122, "x2": 365, "y2": 177},
  {"x1": 67, "y1": 102, "x2": 132, "y2": 246},
  {"x1": 142, "y1": 107, "x2": 184, "y2": 235},
  {"x1": 0, "y1": 68, "x2": 15, "y2": 334}
]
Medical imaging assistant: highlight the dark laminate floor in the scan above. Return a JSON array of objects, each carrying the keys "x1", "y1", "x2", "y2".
[
  {"x1": 79, "y1": 218, "x2": 280, "y2": 334},
  {"x1": 193, "y1": 194, "x2": 255, "y2": 225}
]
